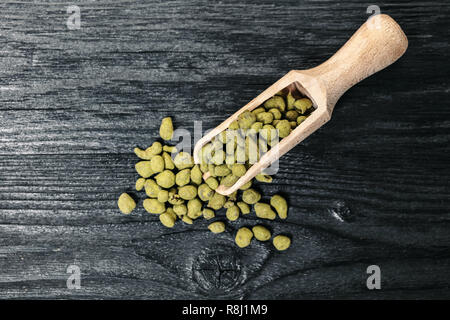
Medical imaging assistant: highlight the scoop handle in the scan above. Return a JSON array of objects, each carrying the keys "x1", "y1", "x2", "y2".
[{"x1": 305, "y1": 14, "x2": 408, "y2": 109}]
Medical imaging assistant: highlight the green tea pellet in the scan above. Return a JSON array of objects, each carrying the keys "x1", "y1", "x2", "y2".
[
  {"x1": 273, "y1": 235, "x2": 291, "y2": 251},
  {"x1": 163, "y1": 145, "x2": 177, "y2": 153},
  {"x1": 202, "y1": 208, "x2": 215, "y2": 220},
  {"x1": 174, "y1": 152, "x2": 194, "y2": 170},
  {"x1": 207, "y1": 192, "x2": 226, "y2": 210},
  {"x1": 162, "y1": 152, "x2": 175, "y2": 170},
  {"x1": 159, "y1": 117, "x2": 174, "y2": 141},
  {"x1": 276, "y1": 120, "x2": 291, "y2": 138},
  {"x1": 237, "y1": 202, "x2": 250, "y2": 214},
  {"x1": 255, "y1": 174, "x2": 272, "y2": 183},
  {"x1": 235, "y1": 227, "x2": 253, "y2": 248},
  {"x1": 226, "y1": 205, "x2": 240, "y2": 221},
  {"x1": 205, "y1": 177, "x2": 219, "y2": 190},
  {"x1": 178, "y1": 185, "x2": 197, "y2": 200},
  {"x1": 134, "y1": 147, "x2": 152, "y2": 160},
  {"x1": 254, "y1": 202, "x2": 276, "y2": 220},
  {"x1": 294, "y1": 98, "x2": 313, "y2": 114},
  {"x1": 239, "y1": 180, "x2": 252, "y2": 190},
  {"x1": 143, "y1": 198, "x2": 165, "y2": 214},
  {"x1": 208, "y1": 221, "x2": 225, "y2": 234},
  {"x1": 118, "y1": 193, "x2": 136, "y2": 214},
  {"x1": 157, "y1": 190, "x2": 169, "y2": 203},
  {"x1": 155, "y1": 170, "x2": 175, "y2": 189},
  {"x1": 238, "y1": 110, "x2": 256, "y2": 129},
  {"x1": 135, "y1": 161, "x2": 153, "y2": 178},
  {"x1": 144, "y1": 179, "x2": 160, "y2": 198},
  {"x1": 150, "y1": 155, "x2": 165, "y2": 173},
  {"x1": 198, "y1": 184, "x2": 214, "y2": 201},
  {"x1": 264, "y1": 96, "x2": 285, "y2": 112},
  {"x1": 182, "y1": 216, "x2": 193, "y2": 224},
  {"x1": 297, "y1": 116, "x2": 307, "y2": 125},
  {"x1": 231, "y1": 164, "x2": 246, "y2": 177},
  {"x1": 252, "y1": 225, "x2": 271, "y2": 241},
  {"x1": 190, "y1": 165, "x2": 203, "y2": 185},
  {"x1": 242, "y1": 189, "x2": 261, "y2": 204},
  {"x1": 187, "y1": 198, "x2": 202, "y2": 219},
  {"x1": 135, "y1": 178, "x2": 146, "y2": 191},
  {"x1": 173, "y1": 204, "x2": 187, "y2": 216},
  {"x1": 160, "y1": 212, "x2": 175, "y2": 228},
  {"x1": 176, "y1": 169, "x2": 191, "y2": 186},
  {"x1": 270, "y1": 194, "x2": 288, "y2": 219}
]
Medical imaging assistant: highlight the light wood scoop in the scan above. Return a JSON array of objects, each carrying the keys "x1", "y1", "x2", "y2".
[{"x1": 193, "y1": 14, "x2": 408, "y2": 195}]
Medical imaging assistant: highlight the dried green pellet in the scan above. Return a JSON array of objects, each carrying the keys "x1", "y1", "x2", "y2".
[
  {"x1": 255, "y1": 174, "x2": 273, "y2": 183},
  {"x1": 276, "y1": 120, "x2": 291, "y2": 138},
  {"x1": 237, "y1": 202, "x2": 250, "y2": 214},
  {"x1": 214, "y1": 164, "x2": 231, "y2": 177},
  {"x1": 242, "y1": 189, "x2": 261, "y2": 204},
  {"x1": 229, "y1": 120, "x2": 239, "y2": 130},
  {"x1": 227, "y1": 191, "x2": 238, "y2": 202},
  {"x1": 165, "y1": 207, "x2": 177, "y2": 220},
  {"x1": 143, "y1": 198, "x2": 165, "y2": 214},
  {"x1": 200, "y1": 163, "x2": 209, "y2": 173},
  {"x1": 190, "y1": 165, "x2": 203, "y2": 185},
  {"x1": 297, "y1": 116, "x2": 307, "y2": 125},
  {"x1": 174, "y1": 152, "x2": 194, "y2": 170},
  {"x1": 163, "y1": 145, "x2": 177, "y2": 153},
  {"x1": 221, "y1": 174, "x2": 239, "y2": 187},
  {"x1": 157, "y1": 190, "x2": 169, "y2": 203},
  {"x1": 239, "y1": 180, "x2": 252, "y2": 190},
  {"x1": 256, "y1": 112, "x2": 274, "y2": 124},
  {"x1": 135, "y1": 161, "x2": 153, "y2": 178},
  {"x1": 238, "y1": 110, "x2": 256, "y2": 129},
  {"x1": 212, "y1": 150, "x2": 226, "y2": 165},
  {"x1": 268, "y1": 108, "x2": 282, "y2": 120},
  {"x1": 162, "y1": 152, "x2": 175, "y2": 170},
  {"x1": 205, "y1": 177, "x2": 219, "y2": 190},
  {"x1": 287, "y1": 92, "x2": 295, "y2": 110},
  {"x1": 187, "y1": 198, "x2": 202, "y2": 219},
  {"x1": 285, "y1": 110, "x2": 299, "y2": 121},
  {"x1": 264, "y1": 96, "x2": 285, "y2": 112},
  {"x1": 155, "y1": 170, "x2": 175, "y2": 189},
  {"x1": 202, "y1": 208, "x2": 215, "y2": 220},
  {"x1": 251, "y1": 107, "x2": 265, "y2": 115},
  {"x1": 270, "y1": 194, "x2": 288, "y2": 219},
  {"x1": 235, "y1": 227, "x2": 253, "y2": 248},
  {"x1": 226, "y1": 205, "x2": 240, "y2": 221},
  {"x1": 231, "y1": 164, "x2": 246, "y2": 177},
  {"x1": 290, "y1": 121, "x2": 297, "y2": 128},
  {"x1": 224, "y1": 200, "x2": 235, "y2": 209},
  {"x1": 150, "y1": 155, "x2": 165, "y2": 173},
  {"x1": 198, "y1": 184, "x2": 214, "y2": 201},
  {"x1": 173, "y1": 204, "x2": 187, "y2": 216},
  {"x1": 134, "y1": 147, "x2": 152, "y2": 160},
  {"x1": 182, "y1": 216, "x2": 193, "y2": 224},
  {"x1": 176, "y1": 169, "x2": 191, "y2": 186},
  {"x1": 294, "y1": 98, "x2": 313, "y2": 114},
  {"x1": 118, "y1": 193, "x2": 136, "y2": 214},
  {"x1": 135, "y1": 178, "x2": 146, "y2": 191},
  {"x1": 207, "y1": 192, "x2": 226, "y2": 210},
  {"x1": 254, "y1": 202, "x2": 276, "y2": 220},
  {"x1": 252, "y1": 225, "x2": 271, "y2": 241},
  {"x1": 160, "y1": 212, "x2": 176, "y2": 228},
  {"x1": 178, "y1": 185, "x2": 197, "y2": 200},
  {"x1": 208, "y1": 221, "x2": 225, "y2": 234},
  {"x1": 273, "y1": 235, "x2": 291, "y2": 251},
  {"x1": 159, "y1": 117, "x2": 174, "y2": 141},
  {"x1": 144, "y1": 179, "x2": 160, "y2": 198},
  {"x1": 250, "y1": 122, "x2": 263, "y2": 132}
]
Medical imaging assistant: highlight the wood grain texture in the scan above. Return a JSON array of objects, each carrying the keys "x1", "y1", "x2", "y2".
[{"x1": 0, "y1": 0, "x2": 449, "y2": 299}]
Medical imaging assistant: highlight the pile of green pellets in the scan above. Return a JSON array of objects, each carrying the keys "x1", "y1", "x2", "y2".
[{"x1": 118, "y1": 90, "x2": 314, "y2": 251}]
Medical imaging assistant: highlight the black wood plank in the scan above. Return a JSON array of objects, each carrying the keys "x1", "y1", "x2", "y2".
[{"x1": 0, "y1": 0, "x2": 449, "y2": 299}]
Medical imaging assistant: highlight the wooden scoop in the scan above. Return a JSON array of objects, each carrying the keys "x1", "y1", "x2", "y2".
[{"x1": 193, "y1": 14, "x2": 408, "y2": 195}]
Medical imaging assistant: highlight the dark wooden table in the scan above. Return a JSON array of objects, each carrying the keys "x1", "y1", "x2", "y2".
[{"x1": 0, "y1": 0, "x2": 449, "y2": 299}]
